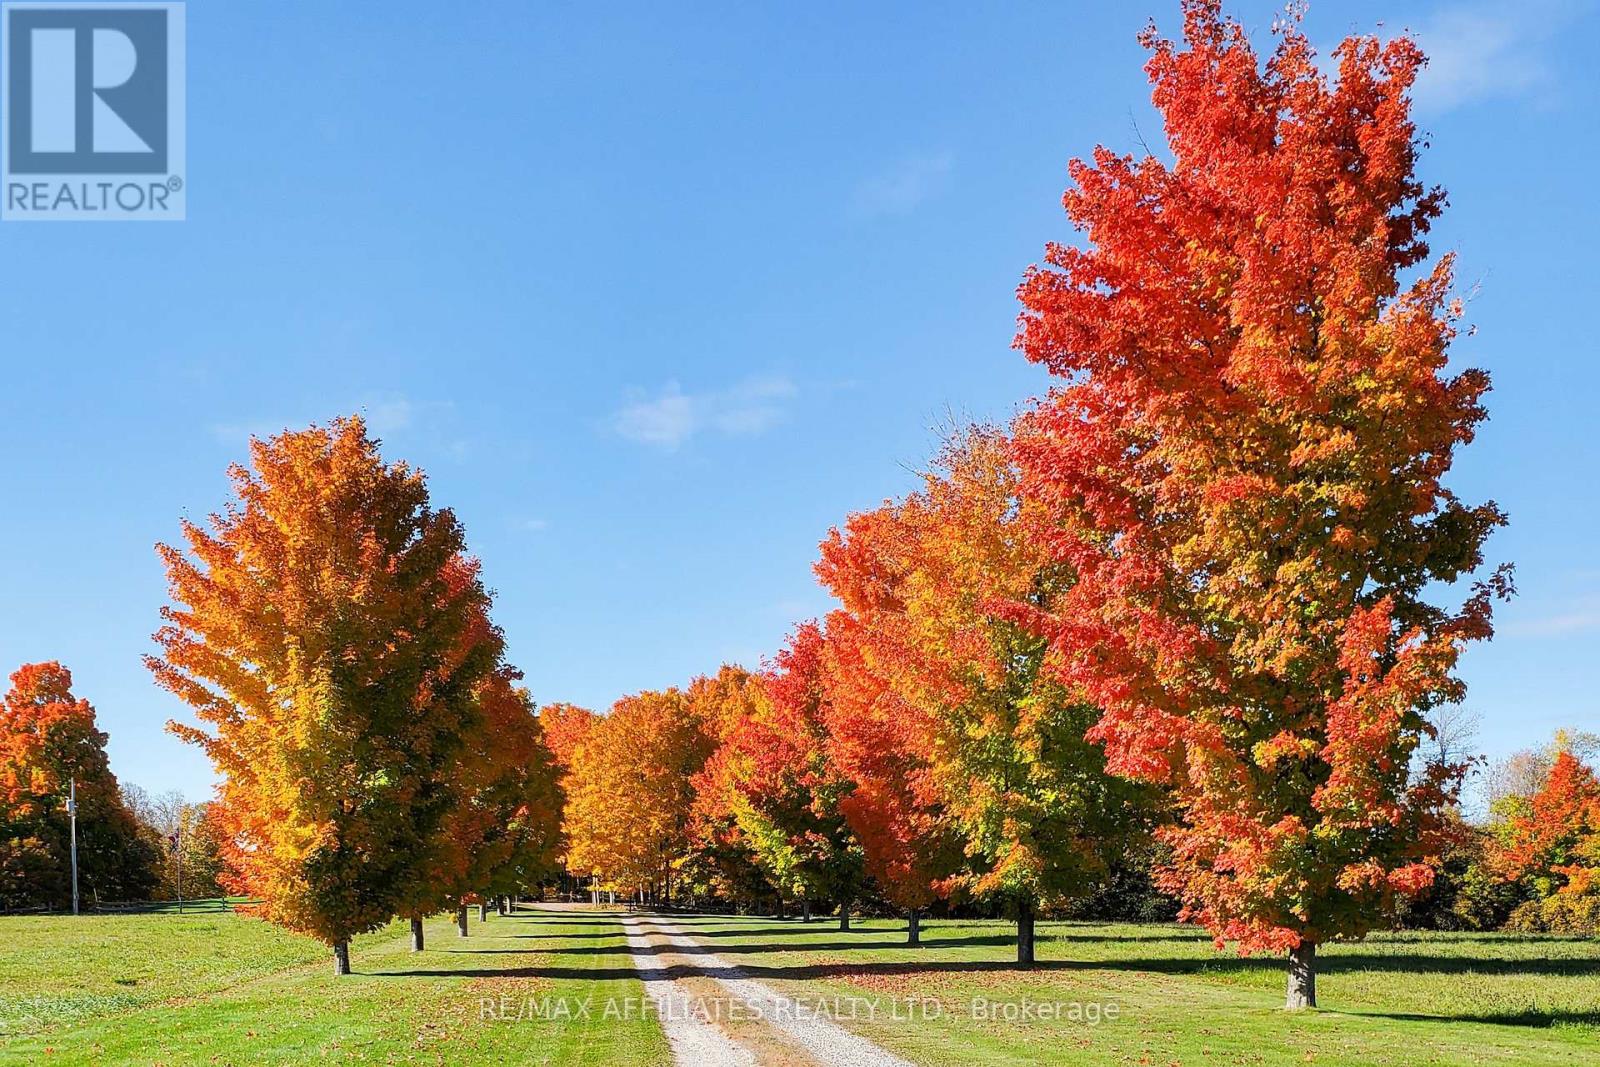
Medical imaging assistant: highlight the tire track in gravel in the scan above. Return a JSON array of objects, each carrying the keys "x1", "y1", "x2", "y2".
[
  {"x1": 620, "y1": 913, "x2": 757, "y2": 1066},
  {"x1": 631, "y1": 912, "x2": 914, "y2": 1067}
]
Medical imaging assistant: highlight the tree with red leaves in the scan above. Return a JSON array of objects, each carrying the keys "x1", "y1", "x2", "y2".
[
  {"x1": 538, "y1": 702, "x2": 596, "y2": 773},
  {"x1": 818, "y1": 427, "x2": 1148, "y2": 961},
  {"x1": 683, "y1": 666, "x2": 782, "y2": 910},
  {"x1": 1008, "y1": 1, "x2": 1508, "y2": 1006},
  {"x1": 695, "y1": 626, "x2": 865, "y2": 928},
  {"x1": 1492, "y1": 748, "x2": 1600, "y2": 907},
  {"x1": 817, "y1": 613, "x2": 960, "y2": 944},
  {"x1": 0, "y1": 663, "x2": 156, "y2": 909}
]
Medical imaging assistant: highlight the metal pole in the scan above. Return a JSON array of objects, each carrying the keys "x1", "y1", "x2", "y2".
[{"x1": 68, "y1": 777, "x2": 79, "y2": 916}]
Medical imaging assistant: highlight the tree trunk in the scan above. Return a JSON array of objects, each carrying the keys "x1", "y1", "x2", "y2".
[
  {"x1": 410, "y1": 917, "x2": 425, "y2": 952},
  {"x1": 907, "y1": 909, "x2": 921, "y2": 946},
  {"x1": 457, "y1": 906, "x2": 469, "y2": 937},
  {"x1": 776, "y1": 896, "x2": 786, "y2": 919},
  {"x1": 1286, "y1": 942, "x2": 1317, "y2": 1010},
  {"x1": 1016, "y1": 896, "x2": 1035, "y2": 968},
  {"x1": 333, "y1": 941, "x2": 351, "y2": 976},
  {"x1": 839, "y1": 903, "x2": 851, "y2": 931},
  {"x1": 801, "y1": 897, "x2": 812, "y2": 922},
  {"x1": 479, "y1": 900, "x2": 489, "y2": 922}
]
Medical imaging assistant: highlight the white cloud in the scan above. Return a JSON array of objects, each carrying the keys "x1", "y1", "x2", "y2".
[
  {"x1": 1501, "y1": 599, "x2": 1600, "y2": 637},
  {"x1": 520, "y1": 518, "x2": 551, "y2": 532},
  {"x1": 357, "y1": 395, "x2": 415, "y2": 437},
  {"x1": 610, "y1": 376, "x2": 798, "y2": 450},
  {"x1": 1407, "y1": 4, "x2": 1566, "y2": 114},
  {"x1": 852, "y1": 152, "x2": 953, "y2": 217}
]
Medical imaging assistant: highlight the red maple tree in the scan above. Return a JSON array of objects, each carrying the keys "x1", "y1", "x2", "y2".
[{"x1": 1007, "y1": 0, "x2": 1507, "y2": 1006}]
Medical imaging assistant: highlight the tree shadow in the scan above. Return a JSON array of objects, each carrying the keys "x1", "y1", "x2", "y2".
[
  {"x1": 602, "y1": 933, "x2": 1021, "y2": 957},
  {"x1": 1352, "y1": 1007, "x2": 1600, "y2": 1029},
  {"x1": 1082, "y1": 954, "x2": 1600, "y2": 979},
  {"x1": 376, "y1": 958, "x2": 1046, "y2": 984}
]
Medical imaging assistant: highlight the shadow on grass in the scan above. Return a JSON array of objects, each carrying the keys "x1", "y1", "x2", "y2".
[
  {"x1": 551, "y1": 934, "x2": 1019, "y2": 957},
  {"x1": 384, "y1": 944, "x2": 1600, "y2": 984},
  {"x1": 1353, "y1": 1007, "x2": 1600, "y2": 1029}
]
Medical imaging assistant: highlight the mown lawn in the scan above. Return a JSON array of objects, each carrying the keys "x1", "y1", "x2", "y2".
[
  {"x1": 0, "y1": 904, "x2": 669, "y2": 1065},
  {"x1": 3, "y1": 906, "x2": 1596, "y2": 1065},
  {"x1": 647, "y1": 913, "x2": 1600, "y2": 1066}
]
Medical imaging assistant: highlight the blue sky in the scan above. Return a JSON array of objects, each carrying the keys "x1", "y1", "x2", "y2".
[{"x1": 1, "y1": 0, "x2": 1596, "y2": 803}]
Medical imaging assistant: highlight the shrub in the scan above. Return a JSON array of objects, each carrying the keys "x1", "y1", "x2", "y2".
[{"x1": 1504, "y1": 895, "x2": 1600, "y2": 935}]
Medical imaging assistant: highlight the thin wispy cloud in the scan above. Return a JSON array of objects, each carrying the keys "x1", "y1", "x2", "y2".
[
  {"x1": 357, "y1": 395, "x2": 415, "y2": 437},
  {"x1": 610, "y1": 376, "x2": 798, "y2": 450},
  {"x1": 1407, "y1": 3, "x2": 1569, "y2": 114},
  {"x1": 1309, "y1": 2, "x2": 1580, "y2": 116},
  {"x1": 852, "y1": 152, "x2": 953, "y2": 217},
  {"x1": 520, "y1": 518, "x2": 551, "y2": 532},
  {"x1": 1501, "y1": 599, "x2": 1600, "y2": 637}
]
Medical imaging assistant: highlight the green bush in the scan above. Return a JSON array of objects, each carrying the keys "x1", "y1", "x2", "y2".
[{"x1": 1504, "y1": 895, "x2": 1600, "y2": 935}]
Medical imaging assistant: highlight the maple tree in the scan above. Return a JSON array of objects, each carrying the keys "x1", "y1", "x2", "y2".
[
  {"x1": 815, "y1": 614, "x2": 959, "y2": 943},
  {"x1": 0, "y1": 663, "x2": 156, "y2": 909},
  {"x1": 539, "y1": 702, "x2": 597, "y2": 772},
  {"x1": 694, "y1": 625, "x2": 865, "y2": 928},
  {"x1": 1491, "y1": 748, "x2": 1600, "y2": 903},
  {"x1": 564, "y1": 688, "x2": 715, "y2": 900},
  {"x1": 149, "y1": 417, "x2": 506, "y2": 974},
  {"x1": 682, "y1": 666, "x2": 782, "y2": 909},
  {"x1": 438, "y1": 667, "x2": 564, "y2": 936},
  {"x1": 1006, "y1": 0, "x2": 1507, "y2": 1005},
  {"x1": 818, "y1": 427, "x2": 1147, "y2": 960}
]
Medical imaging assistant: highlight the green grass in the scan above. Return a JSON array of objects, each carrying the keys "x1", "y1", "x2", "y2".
[
  {"x1": 0, "y1": 904, "x2": 670, "y2": 1065},
  {"x1": 650, "y1": 913, "x2": 1600, "y2": 1065},
  {"x1": 3, "y1": 905, "x2": 1595, "y2": 1065}
]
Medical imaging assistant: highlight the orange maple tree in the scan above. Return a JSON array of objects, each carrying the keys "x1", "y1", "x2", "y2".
[
  {"x1": 682, "y1": 666, "x2": 781, "y2": 908},
  {"x1": 1492, "y1": 750, "x2": 1600, "y2": 901},
  {"x1": 438, "y1": 667, "x2": 564, "y2": 933},
  {"x1": 1006, "y1": 1, "x2": 1508, "y2": 1005},
  {"x1": 815, "y1": 614, "x2": 957, "y2": 943},
  {"x1": 693, "y1": 627, "x2": 865, "y2": 928},
  {"x1": 539, "y1": 702, "x2": 597, "y2": 772},
  {"x1": 148, "y1": 417, "x2": 506, "y2": 974},
  {"x1": 564, "y1": 689, "x2": 715, "y2": 899},
  {"x1": 0, "y1": 663, "x2": 155, "y2": 908},
  {"x1": 817, "y1": 427, "x2": 1146, "y2": 960}
]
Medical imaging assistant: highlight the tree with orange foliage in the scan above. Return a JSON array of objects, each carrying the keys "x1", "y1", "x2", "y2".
[
  {"x1": 818, "y1": 427, "x2": 1147, "y2": 960},
  {"x1": 0, "y1": 663, "x2": 156, "y2": 909},
  {"x1": 149, "y1": 417, "x2": 505, "y2": 974},
  {"x1": 564, "y1": 689, "x2": 714, "y2": 901},
  {"x1": 683, "y1": 666, "x2": 779, "y2": 909},
  {"x1": 539, "y1": 702, "x2": 597, "y2": 773},
  {"x1": 439, "y1": 668, "x2": 563, "y2": 935},
  {"x1": 696, "y1": 625, "x2": 865, "y2": 928},
  {"x1": 1491, "y1": 746, "x2": 1600, "y2": 930},
  {"x1": 816, "y1": 615, "x2": 959, "y2": 944},
  {"x1": 1008, "y1": 1, "x2": 1508, "y2": 1006}
]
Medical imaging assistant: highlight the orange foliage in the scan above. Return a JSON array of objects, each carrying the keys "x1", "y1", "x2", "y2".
[
  {"x1": 1008, "y1": 1, "x2": 1506, "y2": 953},
  {"x1": 149, "y1": 417, "x2": 506, "y2": 946}
]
